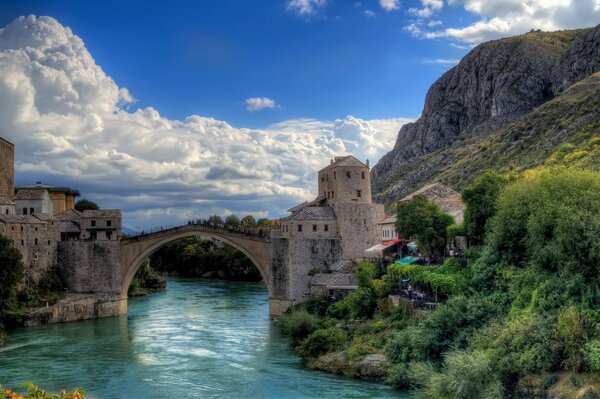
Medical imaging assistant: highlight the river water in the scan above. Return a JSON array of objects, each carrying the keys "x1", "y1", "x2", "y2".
[{"x1": 0, "y1": 278, "x2": 407, "y2": 398}]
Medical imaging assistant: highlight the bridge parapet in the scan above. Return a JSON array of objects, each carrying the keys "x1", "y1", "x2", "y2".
[{"x1": 122, "y1": 221, "x2": 272, "y2": 244}]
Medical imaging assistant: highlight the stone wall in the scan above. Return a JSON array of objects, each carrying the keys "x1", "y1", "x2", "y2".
[
  {"x1": 0, "y1": 138, "x2": 14, "y2": 199},
  {"x1": 270, "y1": 236, "x2": 341, "y2": 312},
  {"x1": 318, "y1": 165, "x2": 372, "y2": 206},
  {"x1": 57, "y1": 241, "x2": 122, "y2": 294},
  {"x1": 0, "y1": 217, "x2": 59, "y2": 284},
  {"x1": 334, "y1": 203, "x2": 385, "y2": 259},
  {"x1": 21, "y1": 293, "x2": 127, "y2": 327}
]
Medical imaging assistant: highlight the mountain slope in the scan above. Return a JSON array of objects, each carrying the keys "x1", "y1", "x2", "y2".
[{"x1": 372, "y1": 27, "x2": 598, "y2": 204}]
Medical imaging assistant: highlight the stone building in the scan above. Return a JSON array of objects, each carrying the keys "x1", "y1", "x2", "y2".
[
  {"x1": 14, "y1": 189, "x2": 54, "y2": 215},
  {"x1": 0, "y1": 137, "x2": 14, "y2": 200},
  {"x1": 0, "y1": 136, "x2": 122, "y2": 289},
  {"x1": 271, "y1": 156, "x2": 385, "y2": 312},
  {"x1": 399, "y1": 182, "x2": 465, "y2": 224},
  {"x1": 15, "y1": 182, "x2": 80, "y2": 216}
]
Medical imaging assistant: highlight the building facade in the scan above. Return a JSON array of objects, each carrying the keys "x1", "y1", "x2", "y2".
[
  {"x1": 0, "y1": 137, "x2": 14, "y2": 200},
  {"x1": 15, "y1": 182, "x2": 80, "y2": 216}
]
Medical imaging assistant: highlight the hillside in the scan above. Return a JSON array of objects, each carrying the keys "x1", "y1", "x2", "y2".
[{"x1": 372, "y1": 26, "x2": 600, "y2": 204}]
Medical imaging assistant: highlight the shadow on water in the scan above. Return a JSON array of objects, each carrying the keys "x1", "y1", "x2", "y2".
[{"x1": 1, "y1": 278, "x2": 408, "y2": 399}]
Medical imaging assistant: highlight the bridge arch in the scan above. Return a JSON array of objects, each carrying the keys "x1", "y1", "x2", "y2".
[{"x1": 119, "y1": 227, "x2": 273, "y2": 299}]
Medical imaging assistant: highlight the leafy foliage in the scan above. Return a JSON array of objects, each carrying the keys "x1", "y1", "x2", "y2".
[
  {"x1": 396, "y1": 196, "x2": 454, "y2": 264},
  {"x1": 0, "y1": 382, "x2": 89, "y2": 399},
  {"x1": 0, "y1": 234, "x2": 24, "y2": 327},
  {"x1": 74, "y1": 199, "x2": 99, "y2": 211}
]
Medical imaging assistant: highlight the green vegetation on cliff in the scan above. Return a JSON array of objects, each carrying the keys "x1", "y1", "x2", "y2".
[{"x1": 281, "y1": 168, "x2": 600, "y2": 398}]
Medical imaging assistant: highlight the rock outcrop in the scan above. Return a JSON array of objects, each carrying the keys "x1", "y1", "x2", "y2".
[{"x1": 372, "y1": 28, "x2": 600, "y2": 204}]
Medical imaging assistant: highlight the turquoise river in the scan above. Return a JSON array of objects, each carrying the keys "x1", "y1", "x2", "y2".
[{"x1": 0, "y1": 278, "x2": 409, "y2": 398}]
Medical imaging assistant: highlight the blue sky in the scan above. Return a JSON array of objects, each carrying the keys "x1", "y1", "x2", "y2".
[
  {"x1": 1, "y1": 1, "x2": 599, "y2": 228},
  {"x1": 0, "y1": 0, "x2": 474, "y2": 127}
]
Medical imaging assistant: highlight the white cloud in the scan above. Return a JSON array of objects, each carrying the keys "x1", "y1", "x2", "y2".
[
  {"x1": 428, "y1": 20, "x2": 443, "y2": 27},
  {"x1": 379, "y1": 0, "x2": 400, "y2": 12},
  {"x1": 286, "y1": 0, "x2": 327, "y2": 17},
  {"x1": 414, "y1": 0, "x2": 600, "y2": 43},
  {"x1": 245, "y1": 97, "x2": 278, "y2": 112},
  {"x1": 409, "y1": 0, "x2": 444, "y2": 19},
  {"x1": 423, "y1": 58, "x2": 461, "y2": 65},
  {"x1": 0, "y1": 15, "x2": 412, "y2": 229},
  {"x1": 364, "y1": 10, "x2": 376, "y2": 17}
]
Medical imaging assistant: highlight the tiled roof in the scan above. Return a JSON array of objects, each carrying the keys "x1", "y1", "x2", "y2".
[
  {"x1": 54, "y1": 209, "x2": 83, "y2": 220},
  {"x1": 310, "y1": 272, "x2": 356, "y2": 287},
  {"x1": 14, "y1": 189, "x2": 47, "y2": 201},
  {"x1": 0, "y1": 215, "x2": 46, "y2": 224},
  {"x1": 329, "y1": 259, "x2": 353, "y2": 273},
  {"x1": 82, "y1": 210, "x2": 121, "y2": 217},
  {"x1": 378, "y1": 215, "x2": 397, "y2": 225},
  {"x1": 287, "y1": 197, "x2": 326, "y2": 213},
  {"x1": 285, "y1": 206, "x2": 336, "y2": 221},
  {"x1": 319, "y1": 155, "x2": 367, "y2": 172},
  {"x1": 0, "y1": 197, "x2": 15, "y2": 206},
  {"x1": 59, "y1": 221, "x2": 81, "y2": 233},
  {"x1": 15, "y1": 183, "x2": 80, "y2": 196}
]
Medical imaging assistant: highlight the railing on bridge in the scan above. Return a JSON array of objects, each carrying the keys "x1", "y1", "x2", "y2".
[{"x1": 123, "y1": 220, "x2": 272, "y2": 242}]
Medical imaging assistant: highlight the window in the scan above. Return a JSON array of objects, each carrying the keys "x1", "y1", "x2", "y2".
[
  {"x1": 107, "y1": 220, "x2": 112, "y2": 227},
  {"x1": 22, "y1": 208, "x2": 27, "y2": 215},
  {"x1": 91, "y1": 220, "x2": 96, "y2": 227},
  {"x1": 313, "y1": 225, "x2": 317, "y2": 232},
  {"x1": 35, "y1": 227, "x2": 38, "y2": 231},
  {"x1": 106, "y1": 231, "x2": 113, "y2": 240},
  {"x1": 34, "y1": 238, "x2": 38, "y2": 245},
  {"x1": 20, "y1": 240, "x2": 24, "y2": 246},
  {"x1": 346, "y1": 171, "x2": 351, "y2": 178},
  {"x1": 33, "y1": 254, "x2": 38, "y2": 261},
  {"x1": 298, "y1": 224, "x2": 302, "y2": 232},
  {"x1": 357, "y1": 190, "x2": 362, "y2": 197},
  {"x1": 331, "y1": 191, "x2": 334, "y2": 199},
  {"x1": 333, "y1": 171, "x2": 336, "y2": 179},
  {"x1": 324, "y1": 224, "x2": 329, "y2": 232},
  {"x1": 90, "y1": 231, "x2": 97, "y2": 240},
  {"x1": 48, "y1": 240, "x2": 51, "y2": 245},
  {"x1": 362, "y1": 171, "x2": 365, "y2": 179},
  {"x1": 4, "y1": 209, "x2": 8, "y2": 215},
  {"x1": 30, "y1": 208, "x2": 34, "y2": 214}
]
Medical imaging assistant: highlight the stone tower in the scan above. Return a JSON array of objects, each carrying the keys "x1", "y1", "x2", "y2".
[
  {"x1": 318, "y1": 156, "x2": 372, "y2": 206},
  {"x1": 0, "y1": 137, "x2": 15, "y2": 199}
]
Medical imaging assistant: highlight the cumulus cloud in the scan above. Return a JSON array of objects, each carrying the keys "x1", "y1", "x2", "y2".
[
  {"x1": 0, "y1": 15, "x2": 412, "y2": 228},
  {"x1": 409, "y1": 0, "x2": 600, "y2": 43},
  {"x1": 379, "y1": 0, "x2": 400, "y2": 12},
  {"x1": 245, "y1": 97, "x2": 278, "y2": 112},
  {"x1": 409, "y1": 0, "x2": 444, "y2": 18},
  {"x1": 286, "y1": 0, "x2": 327, "y2": 17}
]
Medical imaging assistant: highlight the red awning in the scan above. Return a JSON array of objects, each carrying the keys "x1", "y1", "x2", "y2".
[{"x1": 383, "y1": 238, "x2": 402, "y2": 247}]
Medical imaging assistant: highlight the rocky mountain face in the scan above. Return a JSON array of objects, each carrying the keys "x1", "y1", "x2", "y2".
[{"x1": 372, "y1": 26, "x2": 600, "y2": 204}]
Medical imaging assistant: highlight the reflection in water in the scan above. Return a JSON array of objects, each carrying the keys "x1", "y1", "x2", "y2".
[{"x1": 0, "y1": 278, "x2": 407, "y2": 399}]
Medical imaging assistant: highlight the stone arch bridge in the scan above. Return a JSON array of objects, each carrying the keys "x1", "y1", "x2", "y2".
[
  {"x1": 119, "y1": 223, "x2": 290, "y2": 315},
  {"x1": 58, "y1": 221, "x2": 338, "y2": 319}
]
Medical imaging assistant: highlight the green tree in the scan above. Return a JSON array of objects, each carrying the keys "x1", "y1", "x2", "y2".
[
  {"x1": 461, "y1": 171, "x2": 512, "y2": 246},
  {"x1": 257, "y1": 218, "x2": 273, "y2": 226},
  {"x1": 396, "y1": 195, "x2": 454, "y2": 264},
  {"x1": 225, "y1": 214, "x2": 240, "y2": 228},
  {"x1": 0, "y1": 234, "x2": 24, "y2": 334},
  {"x1": 241, "y1": 215, "x2": 257, "y2": 227},
  {"x1": 74, "y1": 199, "x2": 99, "y2": 211},
  {"x1": 208, "y1": 215, "x2": 223, "y2": 225}
]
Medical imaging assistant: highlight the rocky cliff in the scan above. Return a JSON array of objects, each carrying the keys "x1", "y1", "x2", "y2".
[{"x1": 372, "y1": 26, "x2": 600, "y2": 204}]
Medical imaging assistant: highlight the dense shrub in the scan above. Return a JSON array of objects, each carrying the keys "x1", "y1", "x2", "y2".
[
  {"x1": 278, "y1": 309, "x2": 319, "y2": 346},
  {"x1": 299, "y1": 327, "x2": 347, "y2": 359},
  {"x1": 1, "y1": 382, "x2": 89, "y2": 399},
  {"x1": 410, "y1": 350, "x2": 503, "y2": 399},
  {"x1": 585, "y1": 339, "x2": 600, "y2": 372}
]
